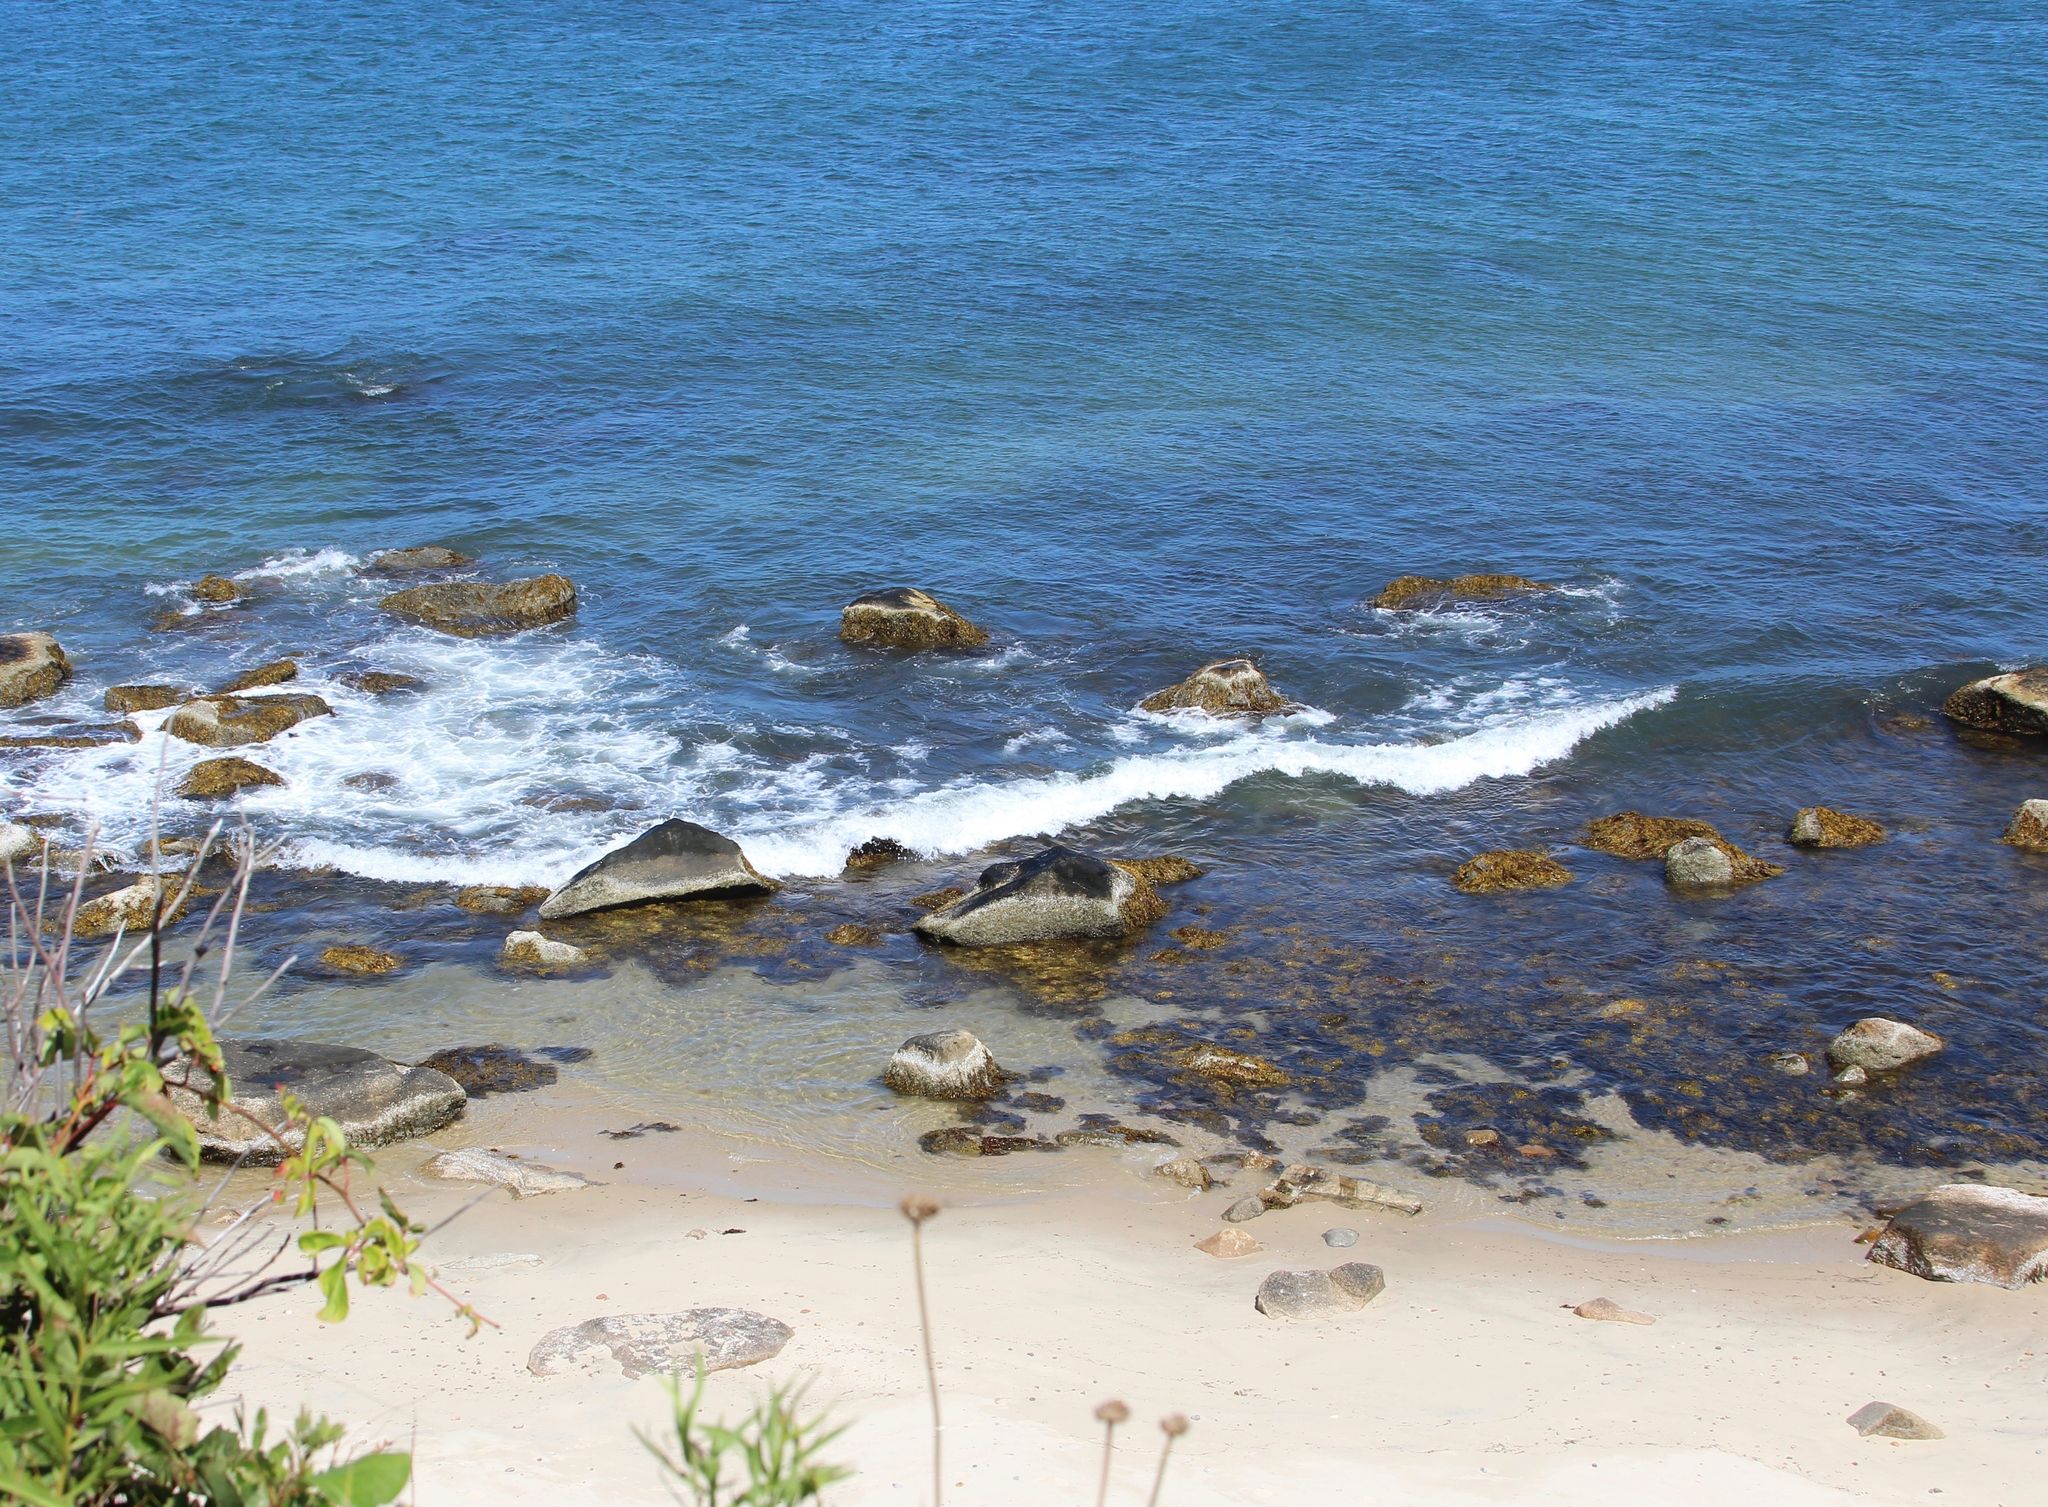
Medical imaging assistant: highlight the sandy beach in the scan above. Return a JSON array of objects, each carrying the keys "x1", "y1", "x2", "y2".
[{"x1": 213, "y1": 1100, "x2": 2047, "y2": 1507}]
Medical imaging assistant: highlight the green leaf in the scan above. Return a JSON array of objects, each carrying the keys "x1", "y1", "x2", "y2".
[
  {"x1": 308, "y1": 1451, "x2": 412, "y2": 1506},
  {"x1": 297, "y1": 1229, "x2": 349, "y2": 1255},
  {"x1": 316, "y1": 1261, "x2": 350, "y2": 1324}
]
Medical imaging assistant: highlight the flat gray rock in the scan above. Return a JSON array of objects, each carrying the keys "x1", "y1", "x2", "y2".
[
  {"x1": 912, "y1": 844, "x2": 1163, "y2": 947},
  {"x1": 426, "y1": 1148, "x2": 592, "y2": 1199},
  {"x1": 166, "y1": 1038, "x2": 466, "y2": 1164},
  {"x1": 1869, "y1": 1184, "x2": 2048, "y2": 1289},
  {"x1": 527, "y1": 1308, "x2": 793, "y2": 1379},
  {"x1": 1848, "y1": 1401, "x2": 1943, "y2": 1440},
  {"x1": 539, "y1": 819, "x2": 777, "y2": 919},
  {"x1": 1254, "y1": 1263, "x2": 1386, "y2": 1320}
]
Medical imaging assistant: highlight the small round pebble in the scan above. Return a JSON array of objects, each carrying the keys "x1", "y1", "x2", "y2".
[{"x1": 1322, "y1": 1227, "x2": 1359, "y2": 1248}]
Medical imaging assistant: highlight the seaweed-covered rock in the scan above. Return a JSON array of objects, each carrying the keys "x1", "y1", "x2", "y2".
[
  {"x1": 1253, "y1": 1263, "x2": 1386, "y2": 1320},
  {"x1": 1790, "y1": 806, "x2": 1886, "y2": 848},
  {"x1": 911, "y1": 886, "x2": 965, "y2": 911},
  {"x1": 105, "y1": 684, "x2": 187, "y2": 714},
  {"x1": 538, "y1": 819, "x2": 777, "y2": 919},
  {"x1": 500, "y1": 931, "x2": 587, "y2": 969},
  {"x1": 1827, "y1": 1017, "x2": 1943, "y2": 1073},
  {"x1": 1452, "y1": 850, "x2": 1572, "y2": 894},
  {"x1": 163, "y1": 693, "x2": 332, "y2": 748},
  {"x1": 1586, "y1": 811, "x2": 1782, "y2": 884},
  {"x1": 882, "y1": 1029, "x2": 1009, "y2": 1100},
  {"x1": 340, "y1": 670, "x2": 423, "y2": 695},
  {"x1": 1168, "y1": 1043, "x2": 1289, "y2": 1089},
  {"x1": 320, "y1": 944, "x2": 400, "y2": 975},
  {"x1": 193, "y1": 574, "x2": 241, "y2": 604},
  {"x1": 527, "y1": 1309, "x2": 792, "y2": 1379},
  {"x1": 416, "y1": 1044, "x2": 562, "y2": 1096},
  {"x1": 0, "y1": 633, "x2": 71, "y2": 708},
  {"x1": 0, "y1": 722, "x2": 141, "y2": 750},
  {"x1": 912, "y1": 845, "x2": 1165, "y2": 947},
  {"x1": 177, "y1": 756, "x2": 284, "y2": 800},
  {"x1": 839, "y1": 587, "x2": 988, "y2": 651},
  {"x1": 1369, "y1": 573, "x2": 1551, "y2": 610},
  {"x1": 826, "y1": 922, "x2": 880, "y2": 946},
  {"x1": 1868, "y1": 1184, "x2": 2048, "y2": 1289},
  {"x1": 216, "y1": 659, "x2": 299, "y2": 694},
  {"x1": 363, "y1": 545, "x2": 474, "y2": 576},
  {"x1": 1665, "y1": 837, "x2": 1736, "y2": 889},
  {"x1": 164, "y1": 1038, "x2": 466, "y2": 1163},
  {"x1": 2002, "y1": 799, "x2": 2048, "y2": 852},
  {"x1": 1942, "y1": 667, "x2": 2048, "y2": 737},
  {"x1": 845, "y1": 836, "x2": 915, "y2": 870},
  {"x1": 1138, "y1": 659, "x2": 1292, "y2": 717},
  {"x1": 1117, "y1": 855, "x2": 1205, "y2": 885},
  {"x1": 455, "y1": 884, "x2": 550, "y2": 914},
  {"x1": 379, "y1": 574, "x2": 577, "y2": 637},
  {"x1": 71, "y1": 878, "x2": 190, "y2": 939}
]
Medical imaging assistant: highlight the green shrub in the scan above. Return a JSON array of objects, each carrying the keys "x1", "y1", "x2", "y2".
[{"x1": 641, "y1": 1360, "x2": 850, "y2": 1506}]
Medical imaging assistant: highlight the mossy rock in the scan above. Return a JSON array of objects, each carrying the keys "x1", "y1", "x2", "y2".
[
  {"x1": 1138, "y1": 659, "x2": 1292, "y2": 717},
  {"x1": 1369, "y1": 573, "x2": 1552, "y2": 610},
  {"x1": 1452, "y1": 850, "x2": 1573, "y2": 894},
  {"x1": 164, "y1": 693, "x2": 332, "y2": 748},
  {"x1": 1169, "y1": 924, "x2": 1230, "y2": 950},
  {"x1": 826, "y1": 922, "x2": 880, "y2": 945},
  {"x1": 455, "y1": 884, "x2": 550, "y2": 914},
  {"x1": 1942, "y1": 667, "x2": 2048, "y2": 737},
  {"x1": 380, "y1": 575, "x2": 577, "y2": 637},
  {"x1": 105, "y1": 684, "x2": 187, "y2": 714},
  {"x1": 911, "y1": 886, "x2": 966, "y2": 911},
  {"x1": 216, "y1": 658, "x2": 299, "y2": 694},
  {"x1": 177, "y1": 756, "x2": 285, "y2": 800},
  {"x1": 1789, "y1": 807, "x2": 1886, "y2": 848},
  {"x1": 845, "y1": 836, "x2": 915, "y2": 870},
  {"x1": 193, "y1": 574, "x2": 241, "y2": 604},
  {"x1": 320, "y1": 944, "x2": 402, "y2": 975},
  {"x1": 1586, "y1": 812, "x2": 1781, "y2": 884},
  {"x1": 1115, "y1": 855, "x2": 1205, "y2": 885},
  {"x1": 839, "y1": 588, "x2": 988, "y2": 651}
]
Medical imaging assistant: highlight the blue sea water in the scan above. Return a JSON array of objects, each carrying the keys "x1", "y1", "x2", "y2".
[{"x1": 5, "y1": 1, "x2": 2048, "y2": 1208}]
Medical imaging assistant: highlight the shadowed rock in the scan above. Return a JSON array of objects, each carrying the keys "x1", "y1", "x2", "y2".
[
  {"x1": 912, "y1": 845, "x2": 1165, "y2": 947},
  {"x1": 839, "y1": 587, "x2": 988, "y2": 650},
  {"x1": 883, "y1": 1029, "x2": 1009, "y2": 1099},
  {"x1": 1790, "y1": 806, "x2": 1886, "y2": 848},
  {"x1": 363, "y1": 545, "x2": 475, "y2": 575},
  {"x1": 164, "y1": 1038, "x2": 465, "y2": 1163},
  {"x1": 164, "y1": 693, "x2": 332, "y2": 748},
  {"x1": 528, "y1": 1309, "x2": 792, "y2": 1379},
  {"x1": 1827, "y1": 1017, "x2": 1943, "y2": 1073},
  {"x1": 216, "y1": 659, "x2": 298, "y2": 693},
  {"x1": 105, "y1": 684, "x2": 187, "y2": 714},
  {"x1": 427, "y1": 1148, "x2": 590, "y2": 1198},
  {"x1": 1369, "y1": 573, "x2": 1551, "y2": 610},
  {"x1": 1139, "y1": 659, "x2": 1293, "y2": 717},
  {"x1": 380, "y1": 574, "x2": 577, "y2": 637},
  {"x1": 0, "y1": 633, "x2": 71, "y2": 708},
  {"x1": 1847, "y1": 1402, "x2": 1943, "y2": 1440},
  {"x1": 1942, "y1": 667, "x2": 2048, "y2": 737},
  {"x1": 2002, "y1": 799, "x2": 2048, "y2": 851},
  {"x1": 1869, "y1": 1184, "x2": 2048, "y2": 1288},
  {"x1": 1254, "y1": 1263, "x2": 1386, "y2": 1320},
  {"x1": 1452, "y1": 849, "x2": 1572, "y2": 894},
  {"x1": 500, "y1": 931, "x2": 588, "y2": 969},
  {"x1": 178, "y1": 756, "x2": 284, "y2": 800},
  {"x1": 539, "y1": 819, "x2": 777, "y2": 919}
]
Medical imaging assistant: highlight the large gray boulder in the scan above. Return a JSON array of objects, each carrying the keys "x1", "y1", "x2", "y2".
[
  {"x1": 882, "y1": 1029, "x2": 1009, "y2": 1100},
  {"x1": 539, "y1": 819, "x2": 777, "y2": 919},
  {"x1": 1827, "y1": 1017, "x2": 1943, "y2": 1073},
  {"x1": 1254, "y1": 1263, "x2": 1386, "y2": 1320},
  {"x1": 1868, "y1": 1184, "x2": 2048, "y2": 1289},
  {"x1": 380, "y1": 575, "x2": 577, "y2": 637},
  {"x1": 165, "y1": 1038, "x2": 466, "y2": 1164},
  {"x1": 839, "y1": 587, "x2": 988, "y2": 651},
  {"x1": 912, "y1": 845, "x2": 1166, "y2": 947},
  {"x1": 1943, "y1": 667, "x2": 2048, "y2": 737},
  {"x1": 163, "y1": 693, "x2": 332, "y2": 748},
  {"x1": 527, "y1": 1309, "x2": 793, "y2": 1379},
  {"x1": 0, "y1": 632, "x2": 71, "y2": 708},
  {"x1": 1138, "y1": 659, "x2": 1294, "y2": 718}
]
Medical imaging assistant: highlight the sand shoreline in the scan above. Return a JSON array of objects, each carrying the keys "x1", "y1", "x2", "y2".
[{"x1": 210, "y1": 1101, "x2": 2046, "y2": 1506}]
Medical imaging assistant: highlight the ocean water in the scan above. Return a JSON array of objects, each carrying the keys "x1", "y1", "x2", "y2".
[{"x1": 5, "y1": 2, "x2": 2047, "y2": 1226}]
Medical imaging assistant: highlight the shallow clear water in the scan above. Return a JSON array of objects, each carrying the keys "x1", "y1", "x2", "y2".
[{"x1": 5, "y1": 2, "x2": 2047, "y2": 1227}]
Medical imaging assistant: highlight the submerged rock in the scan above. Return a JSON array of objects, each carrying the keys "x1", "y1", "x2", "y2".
[
  {"x1": 1827, "y1": 1017, "x2": 1943, "y2": 1073},
  {"x1": 1168, "y1": 1043, "x2": 1289, "y2": 1090},
  {"x1": 1118, "y1": 854, "x2": 1205, "y2": 886},
  {"x1": 918, "y1": 1127, "x2": 1056, "y2": 1156},
  {"x1": 1789, "y1": 806, "x2": 1886, "y2": 848},
  {"x1": 528, "y1": 1309, "x2": 792, "y2": 1379},
  {"x1": 826, "y1": 922, "x2": 880, "y2": 946},
  {"x1": 1942, "y1": 667, "x2": 2048, "y2": 737},
  {"x1": 1587, "y1": 811, "x2": 1782, "y2": 885},
  {"x1": 0, "y1": 633, "x2": 71, "y2": 708},
  {"x1": 1452, "y1": 849, "x2": 1572, "y2": 894},
  {"x1": 105, "y1": 684, "x2": 187, "y2": 714},
  {"x1": 882, "y1": 1029, "x2": 1009, "y2": 1100},
  {"x1": 500, "y1": 931, "x2": 587, "y2": 969},
  {"x1": 320, "y1": 944, "x2": 401, "y2": 975},
  {"x1": 455, "y1": 884, "x2": 550, "y2": 914},
  {"x1": 1369, "y1": 573, "x2": 1551, "y2": 610},
  {"x1": 1847, "y1": 1402, "x2": 1943, "y2": 1440},
  {"x1": 163, "y1": 693, "x2": 332, "y2": 748},
  {"x1": 1869, "y1": 1184, "x2": 2048, "y2": 1289},
  {"x1": 379, "y1": 574, "x2": 577, "y2": 637},
  {"x1": 2002, "y1": 799, "x2": 2048, "y2": 851},
  {"x1": 416, "y1": 1044, "x2": 561, "y2": 1096},
  {"x1": 177, "y1": 756, "x2": 284, "y2": 800},
  {"x1": 192, "y1": 574, "x2": 241, "y2": 604},
  {"x1": 164, "y1": 1038, "x2": 465, "y2": 1163},
  {"x1": 912, "y1": 845, "x2": 1166, "y2": 947},
  {"x1": 216, "y1": 659, "x2": 299, "y2": 694},
  {"x1": 427, "y1": 1148, "x2": 589, "y2": 1198},
  {"x1": 838, "y1": 587, "x2": 988, "y2": 650},
  {"x1": 363, "y1": 545, "x2": 475, "y2": 575},
  {"x1": 1253, "y1": 1263, "x2": 1386, "y2": 1320},
  {"x1": 539, "y1": 819, "x2": 776, "y2": 919},
  {"x1": 1138, "y1": 659, "x2": 1294, "y2": 717},
  {"x1": 340, "y1": 670, "x2": 423, "y2": 695}
]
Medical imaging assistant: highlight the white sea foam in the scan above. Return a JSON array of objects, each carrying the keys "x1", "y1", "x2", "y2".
[{"x1": 236, "y1": 547, "x2": 360, "y2": 581}]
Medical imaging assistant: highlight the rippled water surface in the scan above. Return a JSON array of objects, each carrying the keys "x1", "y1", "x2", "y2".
[{"x1": 5, "y1": 1, "x2": 2046, "y2": 1229}]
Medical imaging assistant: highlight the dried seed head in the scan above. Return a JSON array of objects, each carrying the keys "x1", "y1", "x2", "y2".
[
  {"x1": 1160, "y1": 1413, "x2": 1190, "y2": 1437},
  {"x1": 1095, "y1": 1399, "x2": 1130, "y2": 1425},
  {"x1": 899, "y1": 1194, "x2": 940, "y2": 1224}
]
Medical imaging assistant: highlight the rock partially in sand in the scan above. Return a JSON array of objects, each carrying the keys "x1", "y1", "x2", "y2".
[
  {"x1": 2002, "y1": 799, "x2": 2048, "y2": 851},
  {"x1": 1868, "y1": 1184, "x2": 2048, "y2": 1288},
  {"x1": 538, "y1": 819, "x2": 777, "y2": 919},
  {"x1": 455, "y1": 884, "x2": 549, "y2": 915},
  {"x1": 1847, "y1": 1402, "x2": 1944, "y2": 1440},
  {"x1": 193, "y1": 574, "x2": 240, "y2": 604},
  {"x1": 416, "y1": 1044, "x2": 561, "y2": 1096},
  {"x1": 1942, "y1": 667, "x2": 2048, "y2": 737},
  {"x1": 1452, "y1": 849, "x2": 1572, "y2": 894},
  {"x1": 164, "y1": 1038, "x2": 465, "y2": 1163},
  {"x1": 163, "y1": 693, "x2": 332, "y2": 748},
  {"x1": 1222, "y1": 1195, "x2": 1267, "y2": 1223},
  {"x1": 1574, "y1": 1297, "x2": 1655, "y2": 1325},
  {"x1": 71, "y1": 878, "x2": 190, "y2": 940},
  {"x1": 912, "y1": 845, "x2": 1164, "y2": 947},
  {"x1": 379, "y1": 575, "x2": 577, "y2": 637},
  {"x1": 177, "y1": 756, "x2": 284, "y2": 800},
  {"x1": 1827, "y1": 1017, "x2": 1943, "y2": 1073},
  {"x1": 1254, "y1": 1263, "x2": 1386, "y2": 1320},
  {"x1": 1155, "y1": 1157, "x2": 1215, "y2": 1191},
  {"x1": 1369, "y1": 573, "x2": 1551, "y2": 610},
  {"x1": 216, "y1": 659, "x2": 298, "y2": 694},
  {"x1": 845, "y1": 836, "x2": 915, "y2": 870},
  {"x1": 1138, "y1": 659, "x2": 1294, "y2": 718},
  {"x1": 320, "y1": 944, "x2": 400, "y2": 975},
  {"x1": 882, "y1": 1029, "x2": 1009, "y2": 1100},
  {"x1": 826, "y1": 922, "x2": 880, "y2": 946},
  {"x1": 1168, "y1": 1043, "x2": 1290, "y2": 1090},
  {"x1": 0, "y1": 633, "x2": 71, "y2": 708},
  {"x1": 1195, "y1": 1227, "x2": 1261, "y2": 1258},
  {"x1": 340, "y1": 670, "x2": 423, "y2": 695},
  {"x1": 363, "y1": 545, "x2": 475, "y2": 576},
  {"x1": 1117, "y1": 855, "x2": 1205, "y2": 886},
  {"x1": 529, "y1": 1309, "x2": 793, "y2": 1379},
  {"x1": 1790, "y1": 806, "x2": 1886, "y2": 848},
  {"x1": 1323, "y1": 1228, "x2": 1358, "y2": 1248},
  {"x1": 105, "y1": 684, "x2": 187, "y2": 714},
  {"x1": 427, "y1": 1148, "x2": 590, "y2": 1199},
  {"x1": 500, "y1": 931, "x2": 588, "y2": 969},
  {"x1": 1665, "y1": 837, "x2": 1736, "y2": 889},
  {"x1": 838, "y1": 587, "x2": 988, "y2": 651}
]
